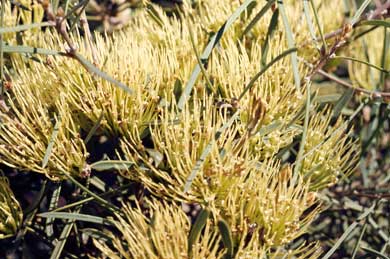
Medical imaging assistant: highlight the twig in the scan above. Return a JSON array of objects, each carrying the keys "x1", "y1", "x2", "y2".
[
  {"x1": 317, "y1": 69, "x2": 390, "y2": 100},
  {"x1": 80, "y1": 10, "x2": 99, "y2": 65},
  {"x1": 301, "y1": 1, "x2": 390, "y2": 47}
]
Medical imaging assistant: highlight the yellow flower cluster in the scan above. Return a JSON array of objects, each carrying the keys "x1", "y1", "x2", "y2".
[
  {"x1": 0, "y1": 0, "x2": 361, "y2": 257},
  {"x1": 347, "y1": 27, "x2": 390, "y2": 90},
  {"x1": 0, "y1": 174, "x2": 23, "y2": 239}
]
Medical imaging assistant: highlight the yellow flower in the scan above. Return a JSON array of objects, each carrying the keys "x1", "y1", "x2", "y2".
[
  {"x1": 0, "y1": 78, "x2": 88, "y2": 180},
  {"x1": 347, "y1": 27, "x2": 390, "y2": 90},
  {"x1": 0, "y1": 174, "x2": 23, "y2": 239},
  {"x1": 211, "y1": 162, "x2": 320, "y2": 248},
  {"x1": 301, "y1": 108, "x2": 359, "y2": 190},
  {"x1": 94, "y1": 200, "x2": 223, "y2": 259}
]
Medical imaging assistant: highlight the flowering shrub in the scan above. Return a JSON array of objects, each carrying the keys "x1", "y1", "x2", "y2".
[{"x1": 0, "y1": 0, "x2": 389, "y2": 258}]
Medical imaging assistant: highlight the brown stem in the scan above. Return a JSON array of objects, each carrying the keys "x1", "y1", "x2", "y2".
[
  {"x1": 301, "y1": 1, "x2": 390, "y2": 47},
  {"x1": 80, "y1": 11, "x2": 99, "y2": 65},
  {"x1": 317, "y1": 69, "x2": 390, "y2": 100}
]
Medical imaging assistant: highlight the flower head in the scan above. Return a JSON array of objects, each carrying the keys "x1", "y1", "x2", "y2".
[{"x1": 0, "y1": 174, "x2": 23, "y2": 239}]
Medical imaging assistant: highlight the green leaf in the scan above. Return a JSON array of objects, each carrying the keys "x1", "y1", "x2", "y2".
[
  {"x1": 74, "y1": 53, "x2": 134, "y2": 95},
  {"x1": 80, "y1": 228, "x2": 114, "y2": 243},
  {"x1": 187, "y1": 19, "x2": 214, "y2": 94},
  {"x1": 2, "y1": 43, "x2": 63, "y2": 55},
  {"x1": 45, "y1": 183, "x2": 62, "y2": 238},
  {"x1": 50, "y1": 221, "x2": 73, "y2": 259},
  {"x1": 146, "y1": 3, "x2": 164, "y2": 28},
  {"x1": 313, "y1": 82, "x2": 344, "y2": 103},
  {"x1": 38, "y1": 212, "x2": 113, "y2": 225},
  {"x1": 173, "y1": 78, "x2": 183, "y2": 103},
  {"x1": 261, "y1": 8, "x2": 279, "y2": 67},
  {"x1": 350, "y1": 0, "x2": 371, "y2": 26},
  {"x1": 256, "y1": 120, "x2": 283, "y2": 136},
  {"x1": 84, "y1": 112, "x2": 104, "y2": 144},
  {"x1": 361, "y1": 246, "x2": 390, "y2": 259},
  {"x1": 331, "y1": 55, "x2": 389, "y2": 73},
  {"x1": 183, "y1": 111, "x2": 239, "y2": 193},
  {"x1": 61, "y1": 171, "x2": 121, "y2": 213},
  {"x1": 178, "y1": 0, "x2": 256, "y2": 110},
  {"x1": 241, "y1": 0, "x2": 275, "y2": 38},
  {"x1": 238, "y1": 47, "x2": 297, "y2": 100},
  {"x1": 351, "y1": 222, "x2": 367, "y2": 259},
  {"x1": 360, "y1": 19, "x2": 390, "y2": 28},
  {"x1": 332, "y1": 88, "x2": 354, "y2": 119},
  {"x1": 90, "y1": 176, "x2": 106, "y2": 192},
  {"x1": 293, "y1": 83, "x2": 311, "y2": 177},
  {"x1": 303, "y1": 0, "x2": 317, "y2": 42},
  {"x1": 145, "y1": 149, "x2": 163, "y2": 167},
  {"x1": 309, "y1": 0, "x2": 327, "y2": 52},
  {"x1": 42, "y1": 116, "x2": 61, "y2": 168},
  {"x1": 218, "y1": 219, "x2": 234, "y2": 259},
  {"x1": 278, "y1": 0, "x2": 301, "y2": 90},
  {"x1": 90, "y1": 160, "x2": 134, "y2": 171},
  {"x1": 321, "y1": 203, "x2": 375, "y2": 259},
  {"x1": 188, "y1": 209, "x2": 210, "y2": 258},
  {"x1": 0, "y1": 22, "x2": 53, "y2": 34}
]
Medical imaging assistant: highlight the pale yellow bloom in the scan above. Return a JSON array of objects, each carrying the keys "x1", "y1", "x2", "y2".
[
  {"x1": 94, "y1": 200, "x2": 224, "y2": 259},
  {"x1": 0, "y1": 175, "x2": 23, "y2": 239}
]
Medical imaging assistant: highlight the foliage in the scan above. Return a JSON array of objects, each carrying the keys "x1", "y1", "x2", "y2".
[{"x1": 0, "y1": 0, "x2": 389, "y2": 258}]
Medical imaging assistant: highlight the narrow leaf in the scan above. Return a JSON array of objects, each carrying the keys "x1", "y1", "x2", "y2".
[
  {"x1": 350, "y1": 0, "x2": 371, "y2": 26},
  {"x1": 81, "y1": 228, "x2": 114, "y2": 243},
  {"x1": 42, "y1": 116, "x2": 61, "y2": 168},
  {"x1": 74, "y1": 53, "x2": 134, "y2": 95},
  {"x1": 278, "y1": 0, "x2": 301, "y2": 90},
  {"x1": 361, "y1": 247, "x2": 390, "y2": 259},
  {"x1": 0, "y1": 22, "x2": 53, "y2": 34},
  {"x1": 50, "y1": 221, "x2": 73, "y2": 259},
  {"x1": 321, "y1": 203, "x2": 375, "y2": 259},
  {"x1": 309, "y1": 0, "x2": 327, "y2": 52},
  {"x1": 241, "y1": 0, "x2": 275, "y2": 38},
  {"x1": 294, "y1": 83, "x2": 311, "y2": 177},
  {"x1": 218, "y1": 219, "x2": 234, "y2": 259},
  {"x1": 84, "y1": 112, "x2": 104, "y2": 144},
  {"x1": 178, "y1": 0, "x2": 256, "y2": 110},
  {"x1": 303, "y1": 0, "x2": 317, "y2": 42},
  {"x1": 359, "y1": 19, "x2": 390, "y2": 28},
  {"x1": 188, "y1": 209, "x2": 210, "y2": 258},
  {"x1": 90, "y1": 160, "x2": 134, "y2": 171},
  {"x1": 380, "y1": 27, "x2": 390, "y2": 85},
  {"x1": 351, "y1": 222, "x2": 367, "y2": 259},
  {"x1": 184, "y1": 111, "x2": 239, "y2": 193},
  {"x1": 90, "y1": 176, "x2": 106, "y2": 192},
  {"x1": 2, "y1": 43, "x2": 63, "y2": 55},
  {"x1": 256, "y1": 120, "x2": 283, "y2": 136},
  {"x1": 46, "y1": 183, "x2": 62, "y2": 237},
  {"x1": 38, "y1": 212, "x2": 113, "y2": 225},
  {"x1": 331, "y1": 55, "x2": 389, "y2": 73},
  {"x1": 261, "y1": 8, "x2": 279, "y2": 67},
  {"x1": 187, "y1": 20, "x2": 214, "y2": 94},
  {"x1": 61, "y1": 171, "x2": 121, "y2": 213},
  {"x1": 239, "y1": 47, "x2": 297, "y2": 100},
  {"x1": 332, "y1": 88, "x2": 354, "y2": 119}
]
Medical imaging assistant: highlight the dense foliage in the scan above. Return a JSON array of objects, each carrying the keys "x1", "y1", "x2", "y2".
[{"x1": 0, "y1": 0, "x2": 389, "y2": 258}]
